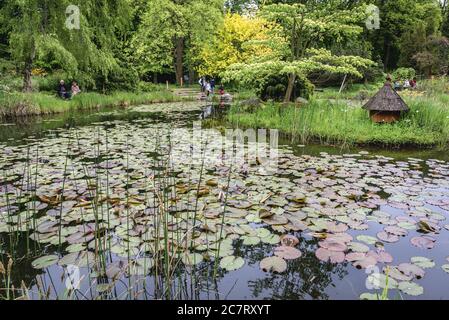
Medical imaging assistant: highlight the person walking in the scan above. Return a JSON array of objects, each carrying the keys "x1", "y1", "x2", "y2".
[{"x1": 210, "y1": 78, "x2": 216, "y2": 94}]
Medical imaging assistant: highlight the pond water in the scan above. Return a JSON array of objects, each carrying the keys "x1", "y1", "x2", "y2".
[{"x1": 0, "y1": 101, "x2": 448, "y2": 300}]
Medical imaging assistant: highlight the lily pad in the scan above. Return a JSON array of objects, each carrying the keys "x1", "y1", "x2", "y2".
[
  {"x1": 398, "y1": 281, "x2": 424, "y2": 296},
  {"x1": 410, "y1": 236, "x2": 436, "y2": 249},
  {"x1": 260, "y1": 256, "x2": 287, "y2": 273},
  {"x1": 411, "y1": 256, "x2": 435, "y2": 269},
  {"x1": 315, "y1": 248, "x2": 345, "y2": 263},
  {"x1": 220, "y1": 256, "x2": 245, "y2": 271},
  {"x1": 31, "y1": 255, "x2": 59, "y2": 269},
  {"x1": 274, "y1": 246, "x2": 302, "y2": 260}
]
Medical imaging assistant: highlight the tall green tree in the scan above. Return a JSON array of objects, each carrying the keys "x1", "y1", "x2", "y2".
[
  {"x1": 130, "y1": 0, "x2": 224, "y2": 84},
  {"x1": 240, "y1": 2, "x2": 373, "y2": 102},
  {"x1": 0, "y1": 0, "x2": 131, "y2": 92}
]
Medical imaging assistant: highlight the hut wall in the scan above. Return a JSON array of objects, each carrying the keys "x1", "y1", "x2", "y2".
[{"x1": 369, "y1": 111, "x2": 401, "y2": 123}]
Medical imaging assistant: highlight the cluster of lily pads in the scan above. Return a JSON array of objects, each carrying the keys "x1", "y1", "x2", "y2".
[{"x1": 0, "y1": 106, "x2": 449, "y2": 299}]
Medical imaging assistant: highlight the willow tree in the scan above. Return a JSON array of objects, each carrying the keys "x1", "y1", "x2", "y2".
[
  {"x1": 223, "y1": 2, "x2": 373, "y2": 102},
  {"x1": 0, "y1": 0, "x2": 131, "y2": 92},
  {"x1": 130, "y1": 0, "x2": 224, "y2": 84}
]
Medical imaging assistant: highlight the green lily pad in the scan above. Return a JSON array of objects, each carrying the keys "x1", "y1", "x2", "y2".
[
  {"x1": 357, "y1": 235, "x2": 378, "y2": 245},
  {"x1": 441, "y1": 264, "x2": 449, "y2": 274},
  {"x1": 182, "y1": 252, "x2": 203, "y2": 266},
  {"x1": 31, "y1": 255, "x2": 59, "y2": 269},
  {"x1": 220, "y1": 256, "x2": 245, "y2": 271},
  {"x1": 411, "y1": 256, "x2": 435, "y2": 269},
  {"x1": 360, "y1": 292, "x2": 385, "y2": 300},
  {"x1": 398, "y1": 281, "x2": 424, "y2": 296},
  {"x1": 260, "y1": 256, "x2": 287, "y2": 273},
  {"x1": 242, "y1": 236, "x2": 261, "y2": 246}
]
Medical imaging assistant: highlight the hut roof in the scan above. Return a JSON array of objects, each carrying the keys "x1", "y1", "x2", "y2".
[{"x1": 363, "y1": 83, "x2": 410, "y2": 112}]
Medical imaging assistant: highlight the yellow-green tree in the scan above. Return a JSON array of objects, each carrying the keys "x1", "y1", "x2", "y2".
[{"x1": 196, "y1": 13, "x2": 284, "y2": 77}]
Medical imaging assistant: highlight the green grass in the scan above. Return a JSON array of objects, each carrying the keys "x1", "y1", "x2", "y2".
[
  {"x1": 228, "y1": 95, "x2": 449, "y2": 149},
  {"x1": 0, "y1": 90, "x2": 194, "y2": 118}
]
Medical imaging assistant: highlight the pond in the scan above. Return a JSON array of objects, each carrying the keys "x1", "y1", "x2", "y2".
[{"x1": 0, "y1": 101, "x2": 448, "y2": 300}]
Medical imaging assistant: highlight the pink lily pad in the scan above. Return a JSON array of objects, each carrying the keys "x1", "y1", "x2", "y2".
[
  {"x1": 410, "y1": 235, "x2": 436, "y2": 249},
  {"x1": 315, "y1": 248, "x2": 345, "y2": 263}
]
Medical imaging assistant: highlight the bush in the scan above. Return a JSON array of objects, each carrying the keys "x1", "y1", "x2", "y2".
[
  {"x1": 257, "y1": 74, "x2": 314, "y2": 102},
  {"x1": 392, "y1": 67, "x2": 416, "y2": 80}
]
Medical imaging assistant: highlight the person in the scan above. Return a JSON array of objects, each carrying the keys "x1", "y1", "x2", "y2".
[
  {"x1": 58, "y1": 80, "x2": 71, "y2": 99},
  {"x1": 410, "y1": 78, "x2": 417, "y2": 89},
  {"x1": 403, "y1": 79, "x2": 411, "y2": 89},
  {"x1": 210, "y1": 78, "x2": 216, "y2": 94},
  {"x1": 394, "y1": 80, "x2": 402, "y2": 91},
  {"x1": 198, "y1": 77, "x2": 205, "y2": 93},
  {"x1": 205, "y1": 81, "x2": 212, "y2": 96},
  {"x1": 71, "y1": 81, "x2": 81, "y2": 96},
  {"x1": 219, "y1": 84, "x2": 225, "y2": 95}
]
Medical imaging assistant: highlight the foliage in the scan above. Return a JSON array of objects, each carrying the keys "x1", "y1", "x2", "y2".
[
  {"x1": 392, "y1": 68, "x2": 416, "y2": 81},
  {"x1": 196, "y1": 13, "x2": 281, "y2": 77},
  {"x1": 222, "y1": 3, "x2": 374, "y2": 101},
  {"x1": 228, "y1": 93, "x2": 449, "y2": 148},
  {"x1": 130, "y1": 0, "x2": 224, "y2": 83}
]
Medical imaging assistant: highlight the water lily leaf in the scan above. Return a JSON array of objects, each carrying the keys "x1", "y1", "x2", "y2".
[
  {"x1": 411, "y1": 256, "x2": 435, "y2": 269},
  {"x1": 32, "y1": 255, "x2": 59, "y2": 269},
  {"x1": 441, "y1": 264, "x2": 449, "y2": 274},
  {"x1": 261, "y1": 234, "x2": 280, "y2": 245},
  {"x1": 274, "y1": 246, "x2": 302, "y2": 260},
  {"x1": 410, "y1": 236, "x2": 436, "y2": 249},
  {"x1": 417, "y1": 221, "x2": 437, "y2": 234},
  {"x1": 315, "y1": 248, "x2": 345, "y2": 263},
  {"x1": 260, "y1": 256, "x2": 287, "y2": 273},
  {"x1": 360, "y1": 293, "x2": 383, "y2": 300},
  {"x1": 377, "y1": 231, "x2": 399, "y2": 243},
  {"x1": 319, "y1": 239, "x2": 347, "y2": 252},
  {"x1": 128, "y1": 258, "x2": 154, "y2": 276},
  {"x1": 263, "y1": 214, "x2": 288, "y2": 226},
  {"x1": 347, "y1": 242, "x2": 369, "y2": 253},
  {"x1": 181, "y1": 252, "x2": 203, "y2": 266},
  {"x1": 259, "y1": 208, "x2": 273, "y2": 219},
  {"x1": 220, "y1": 256, "x2": 244, "y2": 271},
  {"x1": 398, "y1": 281, "x2": 424, "y2": 296},
  {"x1": 357, "y1": 235, "x2": 378, "y2": 245},
  {"x1": 256, "y1": 228, "x2": 270, "y2": 238},
  {"x1": 387, "y1": 266, "x2": 413, "y2": 281},
  {"x1": 242, "y1": 236, "x2": 261, "y2": 246},
  {"x1": 280, "y1": 234, "x2": 299, "y2": 247},
  {"x1": 366, "y1": 273, "x2": 398, "y2": 289},
  {"x1": 398, "y1": 263, "x2": 425, "y2": 279}
]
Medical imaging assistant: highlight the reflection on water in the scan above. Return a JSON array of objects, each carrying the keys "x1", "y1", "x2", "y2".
[{"x1": 0, "y1": 102, "x2": 448, "y2": 300}]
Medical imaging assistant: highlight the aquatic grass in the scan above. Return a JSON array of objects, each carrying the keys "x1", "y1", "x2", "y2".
[
  {"x1": 227, "y1": 96, "x2": 449, "y2": 149},
  {"x1": 0, "y1": 90, "x2": 195, "y2": 119}
]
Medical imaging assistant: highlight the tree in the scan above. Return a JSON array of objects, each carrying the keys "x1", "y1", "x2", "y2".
[
  {"x1": 223, "y1": 2, "x2": 373, "y2": 102},
  {"x1": 196, "y1": 13, "x2": 281, "y2": 77},
  {"x1": 0, "y1": 1, "x2": 131, "y2": 92},
  {"x1": 130, "y1": 0, "x2": 224, "y2": 84}
]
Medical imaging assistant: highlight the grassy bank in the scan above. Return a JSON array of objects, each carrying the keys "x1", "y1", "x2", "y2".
[
  {"x1": 0, "y1": 90, "x2": 195, "y2": 119},
  {"x1": 228, "y1": 96, "x2": 449, "y2": 149}
]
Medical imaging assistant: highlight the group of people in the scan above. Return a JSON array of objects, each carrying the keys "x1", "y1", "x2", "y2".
[
  {"x1": 58, "y1": 80, "x2": 81, "y2": 100},
  {"x1": 198, "y1": 77, "x2": 225, "y2": 96},
  {"x1": 393, "y1": 78, "x2": 418, "y2": 91}
]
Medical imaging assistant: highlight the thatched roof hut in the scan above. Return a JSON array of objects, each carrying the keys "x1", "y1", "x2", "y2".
[{"x1": 363, "y1": 82, "x2": 410, "y2": 123}]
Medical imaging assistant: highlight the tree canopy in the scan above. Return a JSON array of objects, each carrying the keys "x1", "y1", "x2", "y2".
[{"x1": 0, "y1": 0, "x2": 447, "y2": 93}]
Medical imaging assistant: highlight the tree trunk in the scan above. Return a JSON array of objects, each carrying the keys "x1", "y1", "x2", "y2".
[
  {"x1": 174, "y1": 37, "x2": 184, "y2": 85},
  {"x1": 23, "y1": 41, "x2": 36, "y2": 93},
  {"x1": 284, "y1": 73, "x2": 296, "y2": 103}
]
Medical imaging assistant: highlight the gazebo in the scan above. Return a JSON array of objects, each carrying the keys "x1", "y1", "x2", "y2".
[{"x1": 362, "y1": 82, "x2": 410, "y2": 123}]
